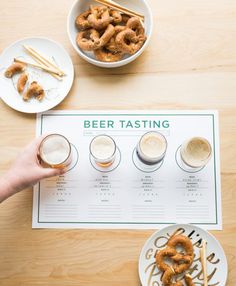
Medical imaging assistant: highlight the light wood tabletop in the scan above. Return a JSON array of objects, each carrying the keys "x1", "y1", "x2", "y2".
[{"x1": 0, "y1": 0, "x2": 236, "y2": 285}]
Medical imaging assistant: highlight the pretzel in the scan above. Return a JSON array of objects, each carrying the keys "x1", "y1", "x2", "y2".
[
  {"x1": 4, "y1": 62, "x2": 25, "y2": 78},
  {"x1": 162, "y1": 268, "x2": 176, "y2": 286},
  {"x1": 155, "y1": 234, "x2": 195, "y2": 286},
  {"x1": 115, "y1": 25, "x2": 127, "y2": 33},
  {"x1": 23, "y1": 81, "x2": 45, "y2": 101},
  {"x1": 105, "y1": 25, "x2": 126, "y2": 53},
  {"x1": 126, "y1": 17, "x2": 146, "y2": 51},
  {"x1": 94, "y1": 47, "x2": 123, "y2": 62},
  {"x1": 162, "y1": 268, "x2": 184, "y2": 286},
  {"x1": 167, "y1": 235, "x2": 194, "y2": 274},
  {"x1": 115, "y1": 28, "x2": 143, "y2": 54},
  {"x1": 96, "y1": 24, "x2": 116, "y2": 48},
  {"x1": 155, "y1": 247, "x2": 177, "y2": 272},
  {"x1": 185, "y1": 274, "x2": 195, "y2": 286},
  {"x1": 127, "y1": 17, "x2": 145, "y2": 38},
  {"x1": 121, "y1": 14, "x2": 131, "y2": 24},
  {"x1": 162, "y1": 273, "x2": 195, "y2": 286},
  {"x1": 167, "y1": 235, "x2": 194, "y2": 256},
  {"x1": 110, "y1": 9, "x2": 122, "y2": 24},
  {"x1": 88, "y1": 5, "x2": 111, "y2": 30},
  {"x1": 17, "y1": 72, "x2": 28, "y2": 93},
  {"x1": 75, "y1": 10, "x2": 92, "y2": 30},
  {"x1": 76, "y1": 29, "x2": 100, "y2": 51}
]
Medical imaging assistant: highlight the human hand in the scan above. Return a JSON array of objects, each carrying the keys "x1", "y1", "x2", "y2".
[{"x1": 0, "y1": 136, "x2": 66, "y2": 202}]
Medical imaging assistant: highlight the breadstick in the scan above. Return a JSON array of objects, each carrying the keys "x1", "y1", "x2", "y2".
[
  {"x1": 14, "y1": 58, "x2": 62, "y2": 76},
  {"x1": 23, "y1": 45, "x2": 65, "y2": 76},
  {"x1": 200, "y1": 240, "x2": 208, "y2": 286}
]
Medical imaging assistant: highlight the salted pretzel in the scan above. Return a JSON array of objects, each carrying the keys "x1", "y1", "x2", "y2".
[
  {"x1": 185, "y1": 274, "x2": 195, "y2": 286},
  {"x1": 96, "y1": 24, "x2": 116, "y2": 48},
  {"x1": 115, "y1": 28, "x2": 143, "y2": 55},
  {"x1": 127, "y1": 17, "x2": 145, "y2": 39},
  {"x1": 88, "y1": 5, "x2": 111, "y2": 30},
  {"x1": 121, "y1": 14, "x2": 131, "y2": 24},
  {"x1": 105, "y1": 25, "x2": 126, "y2": 53},
  {"x1": 115, "y1": 16, "x2": 146, "y2": 55},
  {"x1": 76, "y1": 29, "x2": 100, "y2": 51},
  {"x1": 110, "y1": 9, "x2": 122, "y2": 24},
  {"x1": 155, "y1": 247, "x2": 177, "y2": 272},
  {"x1": 23, "y1": 81, "x2": 45, "y2": 101},
  {"x1": 17, "y1": 72, "x2": 28, "y2": 93},
  {"x1": 155, "y1": 234, "x2": 195, "y2": 286},
  {"x1": 75, "y1": 10, "x2": 92, "y2": 30},
  {"x1": 94, "y1": 47, "x2": 123, "y2": 62},
  {"x1": 163, "y1": 271, "x2": 194, "y2": 286},
  {"x1": 162, "y1": 268, "x2": 183, "y2": 286},
  {"x1": 4, "y1": 62, "x2": 25, "y2": 78},
  {"x1": 167, "y1": 235, "x2": 194, "y2": 274}
]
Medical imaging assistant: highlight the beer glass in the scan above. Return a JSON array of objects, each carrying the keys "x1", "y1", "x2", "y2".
[
  {"x1": 136, "y1": 131, "x2": 167, "y2": 165},
  {"x1": 90, "y1": 135, "x2": 116, "y2": 168},
  {"x1": 39, "y1": 134, "x2": 72, "y2": 168},
  {"x1": 180, "y1": 137, "x2": 212, "y2": 168}
]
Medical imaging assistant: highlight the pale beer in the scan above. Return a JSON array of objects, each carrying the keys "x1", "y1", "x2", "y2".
[
  {"x1": 39, "y1": 134, "x2": 72, "y2": 168},
  {"x1": 180, "y1": 137, "x2": 212, "y2": 168},
  {"x1": 90, "y1": 135, "x2": 116, "y2": 167}
]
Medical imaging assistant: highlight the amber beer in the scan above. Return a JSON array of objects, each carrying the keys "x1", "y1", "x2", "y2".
[
  {"x1": 39, "y1": 134, "x2": 72, "y2": 168},
  {"x1": 137, "y1": 131, "x2": 167, "y2": 165},
  {"x1": 180, "y1": 137, "x2": 212, "y2": 168},
  {"x1": 90, "y1": 135, "x2": 116, "y2": 167}
]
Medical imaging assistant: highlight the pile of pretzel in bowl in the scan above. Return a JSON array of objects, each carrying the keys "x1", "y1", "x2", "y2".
[{"x1": 75, "y1": 5, "x2": 146, "y2": 62}]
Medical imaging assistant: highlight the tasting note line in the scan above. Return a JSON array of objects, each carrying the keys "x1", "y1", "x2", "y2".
[{"x1": 37, "y1": 112, "x2": 218, "y2": 225}]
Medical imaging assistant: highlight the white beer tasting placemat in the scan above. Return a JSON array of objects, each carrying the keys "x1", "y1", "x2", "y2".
[{"x1": 33, "y1": 110, "x2": 222, "y2": 229}]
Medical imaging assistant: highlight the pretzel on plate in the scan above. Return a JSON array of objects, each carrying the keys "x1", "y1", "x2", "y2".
[{"x1": 155, "y1": 234, "x2": 195, "y2": 286}]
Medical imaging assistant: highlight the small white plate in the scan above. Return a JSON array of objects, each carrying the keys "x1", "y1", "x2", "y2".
[
  {"x1": 0, "y1": 37, "x2": 74, "y2": 113},
  {"x1": 139, "y1": 224, "x2": 228, "y2": 286}
]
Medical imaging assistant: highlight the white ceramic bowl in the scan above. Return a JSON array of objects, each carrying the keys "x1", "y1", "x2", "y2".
[{"x1": 67, "y1": 0, "x2": 153, "y2": 68}]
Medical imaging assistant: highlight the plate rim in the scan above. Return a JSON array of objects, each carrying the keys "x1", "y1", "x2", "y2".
[
  {"x1": 138, "y1": 223, "x2": 228, "y2": 286},
  {"x1": 0, "y1": 36, "x2": 74, "y2": 114}
]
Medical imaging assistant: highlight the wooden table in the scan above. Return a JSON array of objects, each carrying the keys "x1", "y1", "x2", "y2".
[{"x1": 0, "y1": 0, "x2": 235, "y2": 285}]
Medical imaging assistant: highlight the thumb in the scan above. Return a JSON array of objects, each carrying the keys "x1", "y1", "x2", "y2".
[{"x1": 40, "y1": 167, "x2": 66, "y2": 179}]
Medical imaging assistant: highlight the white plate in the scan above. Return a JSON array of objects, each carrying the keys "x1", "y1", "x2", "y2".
[
  {"x1": 0, "y1": 37, "x2": 74, "y2": 113},
  {"x1": 139, "y1": 224, "x2": 228, "y2": 286}
]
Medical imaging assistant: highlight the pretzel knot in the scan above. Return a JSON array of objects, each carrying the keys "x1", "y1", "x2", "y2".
[
  {"x1": 76, "y1": 29, "x2": 100, "y2": 51},
  {"x1": 75, "y1": 10, "x2": 92, "y2": 31},
  {"x1": 115, "y1": 28, "x2": 144, "y2": 55},
  {"x1": 88, "y1": 5, "x2": 111, "y2": 30},
  {"x1": 94, "y1": 48, "x2": 123, "y2": 62},
  {"x1": 104, "y1": 26, "x2": 126, "y2": 54},
  {"x1": 126, "y1": 17, "x2": 146, "y2": 38},
  {"x1": 95, "y1": 24, "x2": 116, "y2": 48},
  {"x1": 110, "y1": 9, "x2": 122, "y2": 24},
  {"x1": 155, "y1": 235, "x2": 194, "y2": 286}
]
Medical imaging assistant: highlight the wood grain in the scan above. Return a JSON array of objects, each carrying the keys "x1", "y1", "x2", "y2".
[{"x1": 0, "y1": 0, "x2": 236, "y2": 285}]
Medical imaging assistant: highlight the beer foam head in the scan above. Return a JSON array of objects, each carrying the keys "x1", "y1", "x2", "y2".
[
  {"x1": 139, "y1": 132, "x2": 167, "y2": 160},
  {"x1": 181, "y1": 137, "x2": 212, "y2": 168},
  {"x1": 40, "y1": 134, "x2": 71, "y2": 165},
  {"x1": 90, "y1": 135, "x2": 116, "y2": 160}
]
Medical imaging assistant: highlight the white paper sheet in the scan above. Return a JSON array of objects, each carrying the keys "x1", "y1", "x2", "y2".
[{"x1": 33, "y1": 110, "x2": 222, "y2": 229}]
